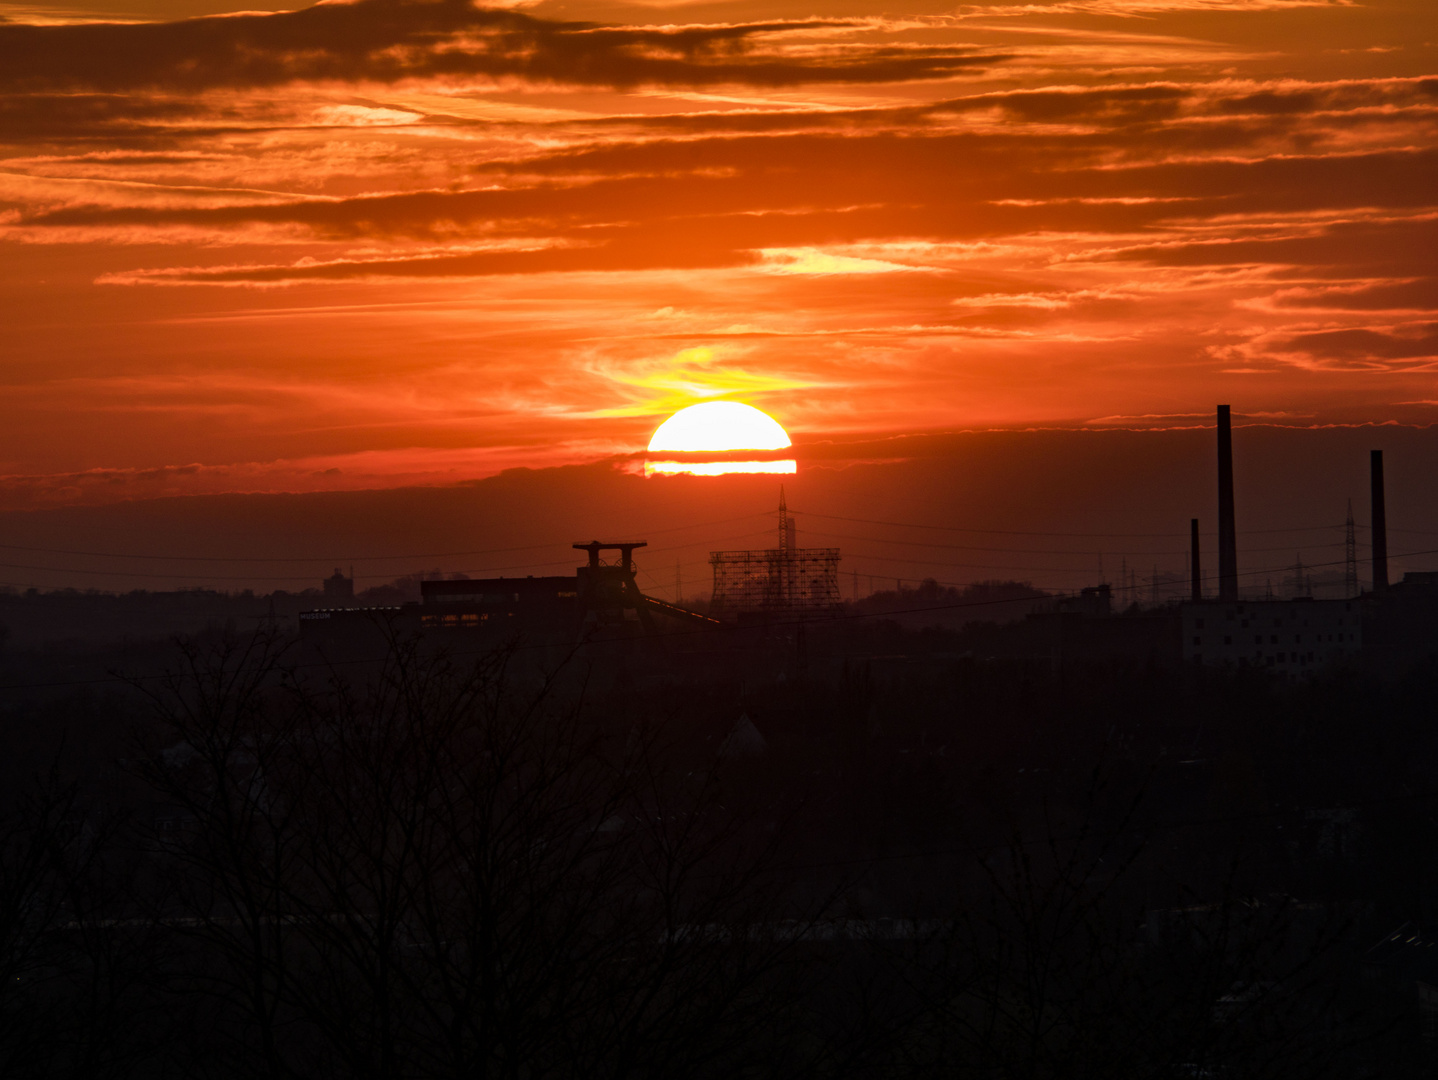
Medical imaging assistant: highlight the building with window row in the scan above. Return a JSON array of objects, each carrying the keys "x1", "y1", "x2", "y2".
[{"x1": 1181, "y1": 599, "x2": 1362, "y2": 674}]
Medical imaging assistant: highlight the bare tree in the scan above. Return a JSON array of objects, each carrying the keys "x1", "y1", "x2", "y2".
[
  {"x1": 838, "y1": 754, "x2": 1362, "y2": 1080},
  {"x1": 0, "y1": 760, "x2": 158, "y2": 1080},
  {"x1": 133, "y1": 627, "x2": 803, "y2": 1080}
]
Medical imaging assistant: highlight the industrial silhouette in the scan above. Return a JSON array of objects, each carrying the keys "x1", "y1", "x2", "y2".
[{"x1": 290, "y1": 405, "x2": 1436, "y2": 683}]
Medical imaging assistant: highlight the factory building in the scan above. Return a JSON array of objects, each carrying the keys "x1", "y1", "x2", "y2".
[
  {"x1": 417, "y1": 575, "x2": 577, "y2": 630},
  {"x1": 301, "y1": 540, "x2": 720, "y2": 648},
  {"x1": 1181, "y1": 600, "x2": 1362, "y2": 674}
]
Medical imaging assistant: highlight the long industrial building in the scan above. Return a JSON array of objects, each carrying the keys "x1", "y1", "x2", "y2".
[{"x1": 301, "y1": 499, "x2": 843, "y2": 648}]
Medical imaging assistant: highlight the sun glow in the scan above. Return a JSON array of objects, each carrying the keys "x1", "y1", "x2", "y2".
[
  {"x1": 645, "y1": 402, "x2": 795, "y2": 477},
  {"x1": 647, "y1": 402, "x2": 791, "y2": 453}
]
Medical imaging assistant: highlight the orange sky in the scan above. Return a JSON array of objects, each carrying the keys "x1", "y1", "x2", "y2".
[{"x1": 1, "y1": 0, "x2": 1435, "y2": 510}]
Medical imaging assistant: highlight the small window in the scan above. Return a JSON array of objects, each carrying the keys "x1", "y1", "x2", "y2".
[
  {"x1": 1195, "y1": 618, "x2": 1205, "y2": 629},
  {"x1": 1224, "y1": 635, "x2": 1232, "y2": 645},
  {"x1": 1193, "y1": 636, "x2": 1202, "y2": 646},
  {"x1": 1270, "y1": 635, "x2": 1278, "y2": 644}
]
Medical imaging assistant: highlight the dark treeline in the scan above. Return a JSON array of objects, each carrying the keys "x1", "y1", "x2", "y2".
[{"x1": 0, "y1": 620, "x2": 1436, "y2": 1078}]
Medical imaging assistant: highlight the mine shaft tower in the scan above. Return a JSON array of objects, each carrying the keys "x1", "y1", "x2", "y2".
[{"x1": 573, "y1": 541, "x2": 720, "y2": 637}]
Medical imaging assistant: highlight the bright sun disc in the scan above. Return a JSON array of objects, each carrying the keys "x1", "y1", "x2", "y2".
[{"x1": 647, "y1": 402, "x2": 791, "y2": 453}]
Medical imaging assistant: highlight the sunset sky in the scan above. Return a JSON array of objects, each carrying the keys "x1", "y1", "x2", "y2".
[
  {"x1": 2, "y1": 0, "x2": 1434, "y2": 504},
  {"x1": 1, "y1": 0, "x2": 1436, "y2": 594}
]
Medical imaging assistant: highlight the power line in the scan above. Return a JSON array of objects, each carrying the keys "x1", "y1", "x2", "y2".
[
  {"x1": 0, "y1": 512, "x2": 769, "y2": 565},
  {"x1": 807, "y1": 530, "x2": 1186, "y2": 558},
  {"x1": 2, "y1": 511, "x2": 1429, "y2": 581},
  {"x1": 817, "y1": 541, "x2": 1374, "y2": 579},
  {"x1": 809, "y1": 550, "x2": 1106, "y2": 575},
  {"x1": 0, "y1": 527, "x2": 780, "y2": 586},
  {"x1": 803, "y1": 526, "x2": 1347, "y2": 558},
  {"x1": 793, "y1": 511, "x2": 1354, "y2": 539}
]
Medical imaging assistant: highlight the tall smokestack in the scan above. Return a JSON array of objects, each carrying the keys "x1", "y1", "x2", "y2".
[
  {"x1": 1217, "y1": 405, "x2": 1238, "y2": 600},
  {"x1": 1190, "y1": 518, "x2": 1202, "y2": 602},
  {"x1": 1371, "y1": 449, "x2": 1388, "y2": 594}
]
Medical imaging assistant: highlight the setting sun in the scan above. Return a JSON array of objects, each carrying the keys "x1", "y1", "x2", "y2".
[
  {"x1": 647, "y1": 402, "x2": 791, "y2": 453},
  {"x1": 645, "y1": 402, "x2": 796, "y2": 477}
]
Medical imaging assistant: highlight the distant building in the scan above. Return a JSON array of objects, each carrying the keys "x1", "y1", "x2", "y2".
[
  {"x1": 1023, "y1": 585, "x2": 1181, "y2": 666},
  {"x1": 1363, "y1": 571, "x2": 1438, "y2": 670},
  {"x1": 1182, "y1": 599, "x2": 1361, "y2": 674},
  {"x1": 302, "y1": 542, "x2": 718, "y2": 649},
  {"x1": 1052, "y1": 583, "x2": 1111, "y2": 618},
  {"x1": 323, "y1": 568, "x2": 354, "y2": 603},
  {"x1": 418, "y1": 576, "x2": 577, "y2": 630},
  {"x1": 719, "y1": 711, "x2": 768, "y2": 759},
  {"x1": 1395, "y1": 571, "x2": 1438, "y2": 592}
]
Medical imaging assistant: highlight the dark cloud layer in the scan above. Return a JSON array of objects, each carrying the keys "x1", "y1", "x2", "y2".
[
  {"x1": 1276, "y1": 323, "x2": 1438, "y2": 363},
  {"x1": 27, "y1": 136, "x2": 1437, "y2": 256},
  {"x1": 0, "y1": 0, "x2": 1000, "y2": 93},
  {"x1": 0, "y1": 94, "x2": 205, "y2": 140}
]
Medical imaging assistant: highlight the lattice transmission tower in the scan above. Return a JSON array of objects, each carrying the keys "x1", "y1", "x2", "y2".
[{"x1": 709, "y1": 489, "x2": 840, "y2": 619}]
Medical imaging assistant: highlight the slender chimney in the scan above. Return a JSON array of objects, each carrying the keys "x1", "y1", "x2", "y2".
[
  {"x1": 1190, "y1": 518, "x2": 1202, "y2": 602},
  {"x1": 1217, "y1": 405, "x2": 1238, "y2": 600},
  {"x1": 1371, "y1": 449, "x2": 1388, "y2": 594}
]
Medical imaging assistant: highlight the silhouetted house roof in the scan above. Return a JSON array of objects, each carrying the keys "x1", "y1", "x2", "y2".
[{"x1": 719, "y1": 712, "x2": 767, "y2": 758}]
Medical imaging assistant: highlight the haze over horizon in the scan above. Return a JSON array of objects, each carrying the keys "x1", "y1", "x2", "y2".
[{"x1": 2, "y1": 424, "x2": 1435, "y2": 598}]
